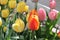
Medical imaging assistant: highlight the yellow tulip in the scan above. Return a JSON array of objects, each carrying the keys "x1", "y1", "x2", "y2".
[
  {"x1": 17, "y1": 1, "x2": 26, "y2": 13},
  {"x1": 3, "y1": 26, "x2": 7, "y2": 32},
  {"x1": 0, "y1": 0, "x2": 1, "y2": 4},
  {"x1": 12, "y1": 18, "x2": 25, "y2": 32},
  {"x1": 1, "y1": 9, "x2": 9, "y2": 18},
  {"x1": 24, "y1": 5, "x2": 29, "y2": 12},
  {"x1": 0, "y1": 6, "x2": 1, "y2": 11},
  {"x1": 26, "y1": 13, "x2": 29, "y2": 22},
  {"x1": 1, "y1": 0, "x2": 8, "y2": 5},
  {"x1": 8, "y1": 1, "x2": 16, "y2": 8},
  {"x1": 0, "y1": 17, "x2": 2, "y2": 26}
]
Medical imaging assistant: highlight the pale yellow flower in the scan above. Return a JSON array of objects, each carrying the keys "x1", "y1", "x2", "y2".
[
  {"x1": 1, "y1": 9, "x2": 9, "y2": 18},
  {"x1": 0, "y1": 17, "x2": 2, "y2": 26},
  {"x1": 17, "y1": 1, "x2": 26, "y2": 13},
  {"x1": 3, "y1": 26, "x2": 7, "y2": 32},
  {"x1": 1, "y1": 0, "x2": 8, "y2": 5},
  {"x1": 8, "y1": 1, "x2": 16, "y2": 8},
  {"x1": 12, "y1": 18, "x2": 25, "y2": 32}
]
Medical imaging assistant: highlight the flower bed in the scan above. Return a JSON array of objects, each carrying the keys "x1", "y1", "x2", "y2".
[{"x1": 0, "y1": 0, "x2": 60, "y2": 40}]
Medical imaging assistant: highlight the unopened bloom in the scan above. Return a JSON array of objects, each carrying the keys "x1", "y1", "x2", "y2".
[
  {"x1": 1, "y1": 0, "x2": 8, "y2": 5},
  {"x1": 12, "y1": 18, "x2": 25, "y2": 32},
  {"x1": 17, "y1": 1, "x2": 26, "y2": 13},
  {"x1": 28, "y1": 15, "x2": 39, "y2": 31},
  {"x1": 28, "y1": 9, "x2": 38, "y2": 22},
  {"x1": 8, "y1": 1, "x2": 16, "y2": 8},
  {"x1": 49, "y1": 0, "x2": 56, "y2": 9},
  {"x1": 3, "y1": 26, "x2": 7, "y2": 32},
  {"x1": 49, "y1": 0, "x2": 55, "y2": 2},
  {"x1": 48, "y1": 9, "x2": 57, "y2": 20},
  {"x1": 0, "y1": 17, "x2": 2, "y2": 26},
  {"x1": 38, "y1": 8, "x2": 46, "y2": 21},
  {"x1": 1, "y1": 9, "x2": 9, "y2": 18}
]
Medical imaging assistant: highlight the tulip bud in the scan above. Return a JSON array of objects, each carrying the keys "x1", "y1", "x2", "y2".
[
  {"x1": 3, "y1": 26, "x2": 7, "y2": 32},
  {"x1": 1, "y1": 9, "x2": 9, "y2": 18},
  {"x1": 1, "y1": 0, "x2": 8, "y2": 5},
  {"x1": 49, "y1": 0, "x2": 56, "y2": 9},
  {"x1": 12, "y1": 18, "x2": 25, "y2": 32},
  {"x1": 0, "y1": 17, "x2": 2, "y2": 26},
  {"x1": 28, "y1": 9, "x2": 38, "y2": 22},
  {"x1": 28, "y1": 15, "x2": 39, "y2": 31},
  {"x1": 8, "y1": 1, "x2": 16, "y2": 8},
  {"x1": 49, "y1": 0, "x2": 55, "y2": 2},
  {"x1": 38, "y1": 8, "x2": 46, "y2": 21},
  {"x1": 17, "y1": 1, "x2": 26, "y2": 13},
  {"x1": 48, "y1": 9, "x2": 57, "y2": 20}
]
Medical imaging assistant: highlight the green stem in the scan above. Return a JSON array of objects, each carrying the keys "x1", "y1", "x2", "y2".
[
  {"x1": 35, "y1": 2, "x2": 37, "y2": 10},
  {"x1": 32, "y1": 31, "x2": 37, "y2": 40}
]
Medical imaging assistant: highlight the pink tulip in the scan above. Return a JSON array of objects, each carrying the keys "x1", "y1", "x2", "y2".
[
  {"x1": 48, "y1": 9, "x2": 57, "y2": 20},
  {"x1": 38, "y1": 8, "x2": 46, "y2": 21},
  {"x1": 49, "y1": 0, "x2": 56, "y2": 9},
  {"x1": 49, "y1": 0, "x2": 55, "y2": 2}
]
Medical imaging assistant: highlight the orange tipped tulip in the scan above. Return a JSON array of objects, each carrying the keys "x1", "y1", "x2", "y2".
[
  {"x1": 28, "y1": 15, "x2": 39, "y2": 31},
  {"x1": 28, "y1": 9, "x2": 38, "y2": 22}
]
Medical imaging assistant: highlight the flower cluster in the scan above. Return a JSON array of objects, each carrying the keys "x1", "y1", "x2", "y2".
[{"x1": 0, "y1": 0, "x2": 60, "y2": 40}]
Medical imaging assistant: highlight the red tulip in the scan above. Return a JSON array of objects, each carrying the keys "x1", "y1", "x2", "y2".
[
  {"x1": 28, "y1": 9, "x2": 38, "y2": 22},
  {"x1": 28, "y1": 15, "x2": 39, "y2": 31}
]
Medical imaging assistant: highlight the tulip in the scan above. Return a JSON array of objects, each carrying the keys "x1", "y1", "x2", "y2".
[
  {"x1": 1, "y1": 9, "x2": 9, "y2": 18},
  {"x1": 38, "y1": 8, "x2": 46, "y2": 21},
  {"x1": 48, "y1": 9, "x2": 57, "y2": 20},
  {"x1": 28, "y1": 15, "x2": 39, "y2": 31},
  {"x1": 3, "y1": 26, "x2": 7, "y2": 32},
  {"x1": 28, "y1": 9, "x2": 38, "y2": 22},
  {"x1": 17, "y1": 1, "x2": 26, "y2": 13},
  {"x1": 0, "y1": 17, "x2": 2, "y2": 26},
  {"x1": 49, "y1": 0, "x2": 55, "y2": 2},
  {"x1": 8, "y1": 1, "x2": 16, "y2": 8},
  {"x1": 12, "y1": 18, "x2": 25, "y2": 32},
  {"x1": 1, "y1": 0, "x2": 8, "y2": 5},
  {"x1": 49, "y1": 0, "x2": 56, "y2": 9}
]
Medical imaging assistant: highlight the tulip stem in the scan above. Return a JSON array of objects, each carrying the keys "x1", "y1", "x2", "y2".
[
  {"x1": 32, "y1": 31, "x2": 37, "y2": 40},
  {"x1": 35, "y1": 2, "x2": 37, "y2": 10}
]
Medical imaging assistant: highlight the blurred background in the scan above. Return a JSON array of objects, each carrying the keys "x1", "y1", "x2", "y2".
[{"x1": 38, "y1": 0, "x2": 60, "y2": 11}]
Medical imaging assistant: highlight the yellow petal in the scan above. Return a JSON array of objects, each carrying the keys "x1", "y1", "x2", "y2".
[
  {"x1": 0, "y1": 17, "x2": 2, "y2": 26},
  {"x1": 1, "y1": 9, "x2": 9, "y2": 18},
  {"x1": 8, "y1": 1, "x2": 16, "y2": 8},
  {"x1": 1, "y1": 0, "x2": 8, "y2": 5}
]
